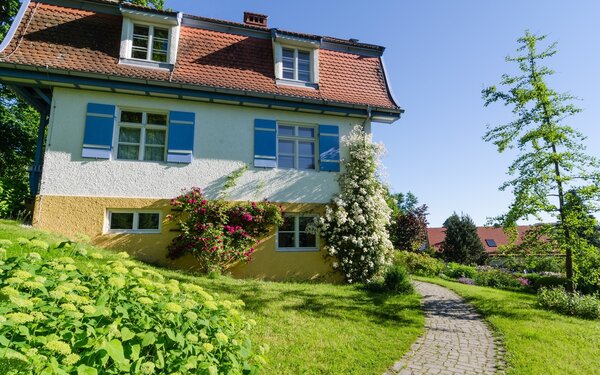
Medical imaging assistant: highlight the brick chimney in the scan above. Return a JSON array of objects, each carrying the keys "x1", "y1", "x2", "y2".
[{"x1": 243, "y1": 12, "x2": 268, "y2": 28}]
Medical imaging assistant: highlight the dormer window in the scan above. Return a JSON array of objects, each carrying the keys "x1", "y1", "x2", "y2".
[
  {"x1": 282, "y1": 48, "x2": 311, "y2": 82},
  {"x1": 132, "y1": 24, "x2": 169, "y2": 62},
  {"x1": 119, "y1": 8, "x2": 181, "y2": 69},
  {"x1": 272, "y1": 32, "x2": 320, "y2": 88}
]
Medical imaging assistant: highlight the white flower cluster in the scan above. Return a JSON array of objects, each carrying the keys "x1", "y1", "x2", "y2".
[{"x1": 317, "y1": 125, "x2": 393, "y2": 283}]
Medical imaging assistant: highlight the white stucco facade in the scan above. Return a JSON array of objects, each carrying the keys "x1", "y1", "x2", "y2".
[{"x1": 40, "y1": 88, "x2": 368, "y2": 203}]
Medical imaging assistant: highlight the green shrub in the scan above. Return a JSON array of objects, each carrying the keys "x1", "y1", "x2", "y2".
[
  {"x1": 518, "y1": 273, "x2": 568, "y2": 291},
  {"x1": 394, "y1": 251, "x2": 444, "y2": 277},
  {"x1": 473, "y1": 269, "x2": 522, "y2": 289},
  {"x1": 0, "y1": 245, "x2": 265, "y2": 373},
  {"x1": 443, "y1": 262, "x2": 477, "y2": 279},
  {"x1": 538, "y1": 287, "x2": 600, "y2": 319},
  {"x1": 382, "y1": 265, "x2": 414, "y2": 294},
  {"x1": 492, "y1": 256, "x2": 564, "y2": 273}
]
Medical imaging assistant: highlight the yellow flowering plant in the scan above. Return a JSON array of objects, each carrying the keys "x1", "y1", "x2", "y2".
[{"x1": 0, "y1": 237, "x2": 266, "y2": 374}]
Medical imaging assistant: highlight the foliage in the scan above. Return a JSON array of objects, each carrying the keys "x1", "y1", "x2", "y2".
[
  {"x1": 390, "y1": 204, "x2": 429, "y2": 252},
  {"x1": 538, "y1": 287, "x2": 600, "y2": 319},
  {"x1": 573, "y1": 244, "x2": 600, "y2": 294},
  {"x1": 482, "y1": 31, "x2": 600, "y2": 289},
  {"x1": 219, "y1": 164, "x2": 248, "y2": 199},
  {"x1": 472, "y1": 269, "x2": 522, "y2": 289},
  {"x1": 393, "y1": 251, "x2": 445, "y2": 277},
  {"x1": 167, "y1": 187, "x2": 283, "y2": 273},
  {"x1": 0, "y1": 242, "x2": 264, "y2": 374},
  {"x1": 382, "y1": 265, "x2": 414, "y2": 294},
  {"x1": 518, "y1": 273, "x2": 567, "y2": 292},
  {"x1": 124, "y1": 0, "x2": 165, "y2": 10},
  {"x1": 439, "y1": 213, "x2": 487, "y2": 265},
  {"x1": 444, "y1": 262, "x2": 477, "y2": 279},
  {"x1": 317, "y1": 125, "x2": 393, "y2": 283},
  {"x1": 492, "y1": 255, "x2": 564, "y2": 273}
]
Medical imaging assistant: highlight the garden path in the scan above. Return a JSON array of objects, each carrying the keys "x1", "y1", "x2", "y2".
[{"x1": 385, "y1": 281, "x2": 501, "y2": 375}]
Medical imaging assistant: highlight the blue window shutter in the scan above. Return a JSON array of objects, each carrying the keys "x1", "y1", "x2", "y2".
[
  {"x1": 167, "y1": 111, "x2": 195, "y2": 163},
  {"x1": 254, "y1": 119, "x2": 277, "y2": 168},
  {"x1": 319, "y1": 125, "x2": 340, "y2": 172},
  {"x1": 82, "y1": 103, "x2": 116, "y2": 159}
]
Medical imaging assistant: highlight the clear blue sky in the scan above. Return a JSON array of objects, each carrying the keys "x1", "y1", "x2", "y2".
[{"x1": 167, "y1": 0, "x2": 600, "y2": 226}]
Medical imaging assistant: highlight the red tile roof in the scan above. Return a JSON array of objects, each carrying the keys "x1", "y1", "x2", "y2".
[
  {"x1": 0, "y1": 1, "x2": 400, "y2": 111},
  {"x1": 427, "y1": 226, "x2": 542, "y2": 254}
]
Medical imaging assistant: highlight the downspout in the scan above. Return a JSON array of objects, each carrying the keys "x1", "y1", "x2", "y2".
[
  {"x1": 362, "y1": 105, "x2": 372, "y2": 132},
  {"x1": 29, "y1": 109, "x2": 48, "y2": 196}
]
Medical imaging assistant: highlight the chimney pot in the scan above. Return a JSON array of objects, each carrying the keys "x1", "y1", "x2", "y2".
[{"x1": 244, "y1": 11, "x2": 268, "y2": 28}]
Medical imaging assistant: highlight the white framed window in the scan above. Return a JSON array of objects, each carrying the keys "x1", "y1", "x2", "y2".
[
  {"x1": 116, "y1": 109, "x2": 168, "y2": 162},
  {"x1": 131, "y1": 24, "x2": 169, "y2": 63},
  {"x1": 282, "y1": 47, "x2": 311, "y2": 82},
  {"x1": 277, "y1": 214, "x2": 318, "y2": 251},
  {"x1": 277, "y1": 124, "x2": 316, "y2": 170},
  {"x1": 107, "y1": 211, "x2": 161, "y2": 233}
]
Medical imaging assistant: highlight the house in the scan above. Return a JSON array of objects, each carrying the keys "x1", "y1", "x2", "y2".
[
  {"x1": 426, "y1": 225, "x2": 546, "y2": 255},
  {"x1": 0, "y1": 0, "x2": 402, "y2": 280}
]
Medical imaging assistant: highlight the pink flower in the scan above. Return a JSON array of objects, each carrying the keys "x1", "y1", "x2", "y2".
[{"x1": 242, "y1": 213, "x2": 253, "y2": 222}]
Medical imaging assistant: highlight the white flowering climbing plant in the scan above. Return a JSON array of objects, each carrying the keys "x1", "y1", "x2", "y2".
[{"x1": 316, "y1": 125, "x2": 393, "y2": 283}]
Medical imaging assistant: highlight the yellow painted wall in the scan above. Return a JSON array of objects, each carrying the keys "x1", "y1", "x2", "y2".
[{"x1": 33, "y1": 195, "x2": 340, "y2": 282}]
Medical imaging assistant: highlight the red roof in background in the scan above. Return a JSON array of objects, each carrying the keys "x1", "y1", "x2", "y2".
[
  {"x1": 0, "y1": 1, "x2": 400, "y2": 111},
  {"x1": 427, "y1": 226, "x2": 540, "y2": 254}
]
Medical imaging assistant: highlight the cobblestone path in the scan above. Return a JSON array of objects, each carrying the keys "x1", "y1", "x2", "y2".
[{"x1": 385, "y1": 281, "x2": 500, "y2": 375}]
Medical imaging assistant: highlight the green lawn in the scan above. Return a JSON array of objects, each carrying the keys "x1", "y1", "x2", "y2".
[
  {"x1": 415, "y1": 276, "x2": 600, "y2": 375},
  {"x1": 0, "y1": 220, "x2": 424, "y2": 374}
]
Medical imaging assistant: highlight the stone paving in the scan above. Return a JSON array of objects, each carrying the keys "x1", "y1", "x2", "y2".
[{"x1": 385, "y1": 281, "x2": 500, "y2": 375}]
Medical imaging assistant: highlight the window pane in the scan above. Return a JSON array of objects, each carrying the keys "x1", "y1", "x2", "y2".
[
  {"x1": 144, "y1": 146, "x2": 165, "y2": 161},
  {"x1": 298, "y1": 157, "x2": 315, "y2": 170},
  {"x1": 282, "y1": 69, "x2": 294, "y2": 79},
  {"x1": 145, "y1": 129, "x2": 165, "y2": 145},
  {"x1": 132, "y1": 37, "x2": 148, "y2": 48},
  {"x1": 298, "y1": 71, "x2": 310, "y2": 82},
  {"x1": 132, "y1": 49, "x2": 147, "y2": 59},
  {"x1": 298, "y1": 60, "x2": 310, "y2": 72},
  {"x1": 299, "y1": 233, "x2": 316, "y2": 248},
  {"x1": 298, "y1": 141, "x2": 314, "y2": 156},
  {"x1": 279, "y1": 216, "x2": 295, "y2": 231},
  {"x1": 298, "y1": 51, "x2": 310, "y2": 62},
  {"x1": 278, "y1": 125, "x2": 295, "y2": 136},
  {"x1": 151, "y1": 52, "x2": 167, "y2": 62},
  {"x1": 121, "y1": 111, "x2": 143, "y2": 123},
  {"x1": 282, "y1": 48, "x2": 294, "y2": 59},
  {"x1": 110, "y1": 213, "x2": 134, "y2": 230},
  {"x1": 297, "y1": 127, "x2": 314, "y2": 138},
  {"x1": 147, "y1": 113, "x2": 167, "y2": 125},
  {"x1": 298, "y1": 217, "x2": 314, "y2": 231},
  {"x1": 133, "y1": 25, "x2": 149, "y2": 37},
  {"x1": 117, "y1": 145, "x2": 139, "y2": 160},
  {"x1": 153, "y1": 37, "x2": 168, "y2": 51},
  {"x1": 154, "y1": 27, "x2": 169, "y2": 40},
  {"x1": 278, "y1": 140, "x2": 294, "y2": 155},
  {"x1": 278, "y1": 155, "x2": 294, "y2": 168},
  {"x1": 278, "y1": 232, "x2": 295, "y2": 248},
  {"x1": 138, "y1": 213, "x2": 160, "y2": 230},
  {"x1": 119, "y1": 127, "x2": 141, "y2": 143}
]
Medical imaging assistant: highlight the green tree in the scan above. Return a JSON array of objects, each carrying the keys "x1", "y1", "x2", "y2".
[
  {"x1": 482, "y1": 31, "x2": 600, "y2": 290},
  {"x1": 440, "y1": 213, "x2": 487, "y2": 265}
]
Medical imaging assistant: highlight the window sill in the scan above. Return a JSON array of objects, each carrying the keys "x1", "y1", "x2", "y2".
[
  {"x1": 119, "y1": 57, "x2": 174, "y2": 71},
  {"x1": 276, "y1": 248, "x2": 320, "y2": 252},
  {"x1": 106, "y1": 230, "x2": 161, "y2": 234},
  {"x1": 276, "y1": 79, "x2": 318, "y2": 89}
]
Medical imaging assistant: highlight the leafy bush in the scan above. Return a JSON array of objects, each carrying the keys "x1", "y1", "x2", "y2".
[
  {"x1": 538, "y1": 287, "x2": 600, "y2": 319},
  {"x1": 167, "y1": 187, "x2": 283, "y2": 273},
  {"x1": 457, "y1": 277, "x2": 475, "y2": 285},
  {"x1": 0, "y1": 242, "x2": 265, "y2": 374},
  {"x1": 518, "y1": 273, "x2": 567, "y2": 292},
  {"x1": 382, "y1": 265, "x2": 413, "y2": 294},
  {"x1": 574, "y1": 245, "x2": 600, "y2": 294},
  {"x1": 473, "y1": 269, "x2": 522, "y2": 289},
  {"x1": 492, "y1": 256, "x2": 564, "y2": 273},
  {"x1": 393, "y1": 251, "x2": 445, "y2": 277},
  {"x1": 443, "y1": 262, "x2": 477, "y2": 279}
]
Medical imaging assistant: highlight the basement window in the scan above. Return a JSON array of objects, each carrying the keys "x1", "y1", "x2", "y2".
[
  {"x1": 277, "y1": 214, "x2": 318, "y2": 251},
  {"x1": 107, "y1": 211, "x2": 161, "y2": 233}
]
